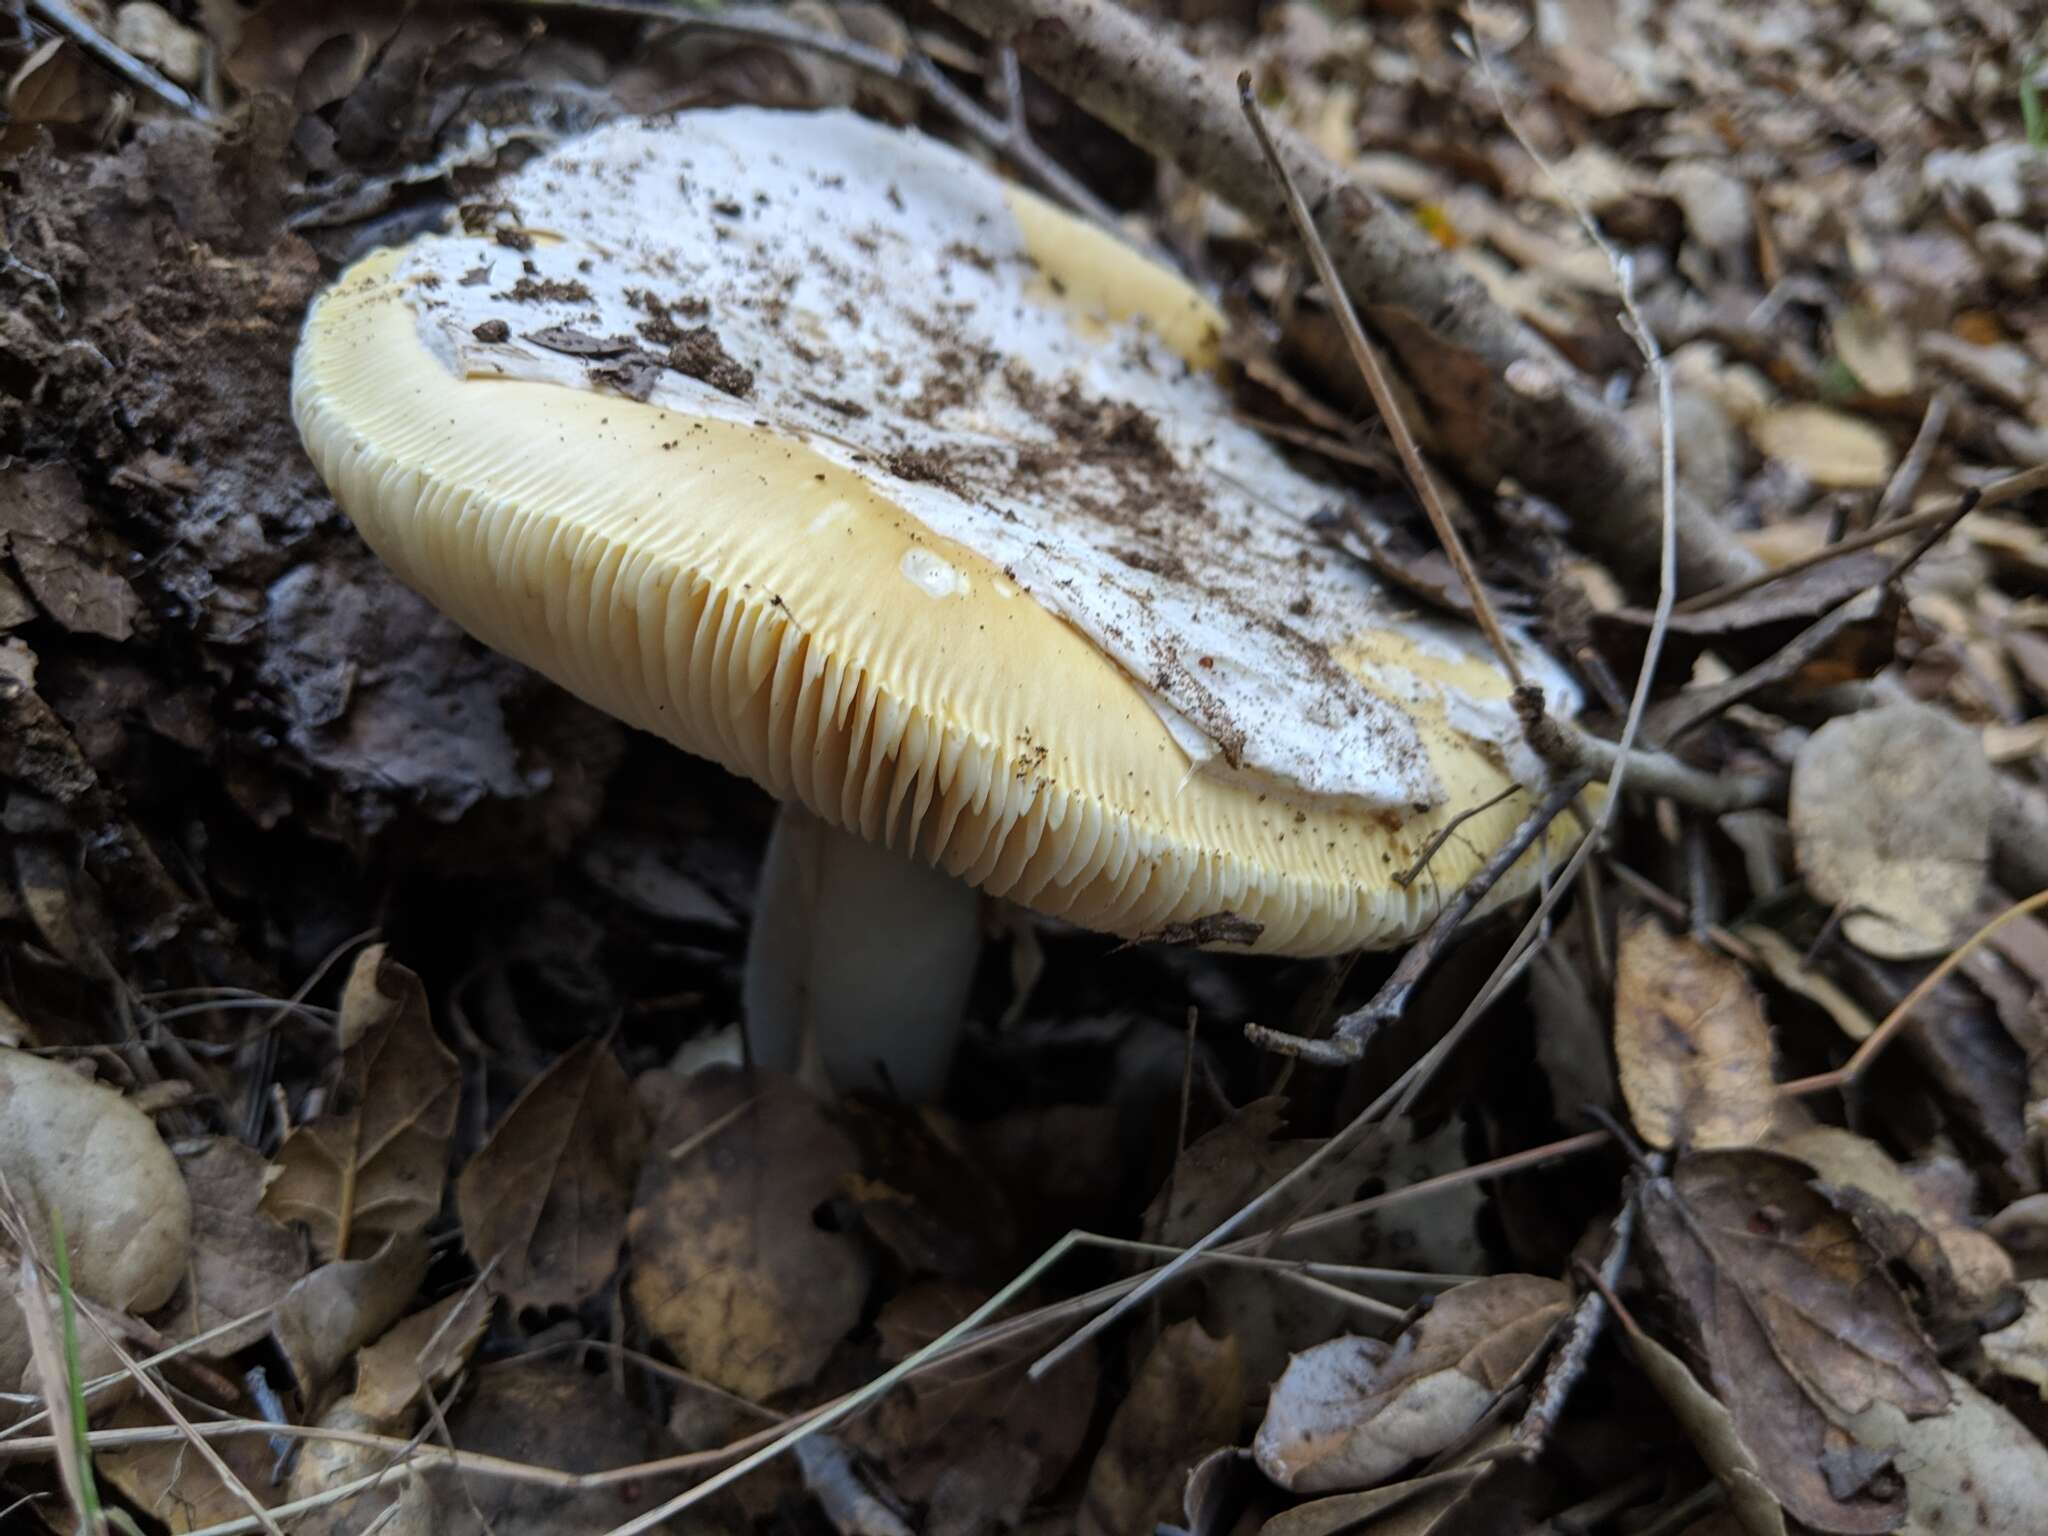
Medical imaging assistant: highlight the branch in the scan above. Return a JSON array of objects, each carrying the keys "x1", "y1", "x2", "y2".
[{"x1": 921, "y1": 0, "x2": 1760, "y2": 598}]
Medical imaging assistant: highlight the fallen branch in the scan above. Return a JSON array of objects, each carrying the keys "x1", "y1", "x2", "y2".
[{"x1": 923, "y1": 0, "x2": 1759, "y2": 597}]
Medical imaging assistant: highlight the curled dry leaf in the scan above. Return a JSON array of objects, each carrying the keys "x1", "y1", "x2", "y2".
[
  {"x1": 172, "y1": 1136, "x2": 309, "y2": 1356},
  {"x1": 1253, "y1": 1274, "x2": 1568, "y2": 1494},
  {"x1": 1079, "y1": 1318, "x2": 1243, "y2": 1536},
  {"x1": 283, "y1": 1400, "x2": 437, "y2": 1536},
  {"x1": 626, "y1": 1066, "x2": 869, "y2": 1400},
  {"x1": 1614, "y1": 917, "x2": 1776, "y2": 1151},
  {"x1": 1776, "y1": 1126, "x2": 2013, "y2": 1327},
  {"x1": 261, "y1": 945, "x2": 460, "y2": 1261},
  {"x1": 848, "y1": 1280, "x2": 1098, "y2": 1536},
  {"x1": 456, "y1": 1036, "x2": 645, "y2": 1308},
  {"x1": 1750, "y1": 405, "x2": 1895, "y2": 488},
  {"x1": 271, "y1": 1231, "x2": 431, "y2": 1398},
  {"x1": 1790, "y1": 704, "x2": 1995, "y2": 960}
]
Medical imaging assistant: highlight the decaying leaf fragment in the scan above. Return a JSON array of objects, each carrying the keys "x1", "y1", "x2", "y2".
[
  {"x1": 456, "y1": 1037, "x2": 645, "y2": 1308},
  {"x1": 173, "y1": 1136, "x2": 309, "y2": 1355},
  {"x1": 1790, "y1": 704, "x2": 1994, "y2": 960},
  {"x1": 849, "y1": 1280, "x2": 1098, "y2": 1536},
  {"x1": 261, "y1": 945, "x2": 460, "y2": 1260},
  {"x1": 626, "y1": 1066, "x2": 869, "y2": 1399},
  {"x1": 1639, "y1": 1150, "x2": 1948, "y2": 1533},
  {"x1": 1614, "y1": 917, "x2": 1775, "y2": 1151},
  {"x1": 1080, "y1": 1318, "x2": 1242, "y2": 1536},
  {"x1": 1252, "y1": 1274, "x2": 1568, "y2": 1493},
  {"x1": 1750, "y1": 405, "x2": 1895, "y2": 488},
  {"x1": 1840, "y1": 1372, "x2": 2048, "y2": 1536}
]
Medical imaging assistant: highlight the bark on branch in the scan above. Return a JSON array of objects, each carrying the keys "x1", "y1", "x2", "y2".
[{"x1": 929, "y1": 0, "x2": 1761, "y2": 597}]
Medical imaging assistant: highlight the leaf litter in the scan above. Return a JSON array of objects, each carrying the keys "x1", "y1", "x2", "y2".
[{"x1": 4, "y1": 0, "x2": 2048, "y2": 1530}]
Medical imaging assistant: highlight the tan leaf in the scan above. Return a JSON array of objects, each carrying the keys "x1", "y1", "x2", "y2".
[
  {"x1": 1614, "y1": 918, "x2": 1775, "y2": 1151},
  {"x1": 1983, "y1": 1279, "x2": 2048, "y2": 1396},
  {"x1": 1790, "y1": 704, "x2": 1994, "y2": 959},
  {"x1": 262, "y1": 946, "x2": 460, "y2": 1261},
  {"x1": 1842, "y1": 1372, "x2": 2048, "y2": 1536},
  {"x1": 1253, "y1": 1275, "x2": 1568, "y2": 1493},
  {"x1": 271, "y1": 1232, "x2": 430, "y2": 1398},
  {"x1": 0, "y1": 1046, "x2": 191, "y2": 1315},
  {"x1": 350, "y1": 1285, "x2": 493, "y2": 1421},
  {"x1": 173, "y1": 1137, "x2": 309, "y2": 1356},
  {"x1": 1751, "y1": 405, "x2": 1895, "y2": 488},
  {"x1": 1080, "y1": 1319, "x2": 1242, "y2": 1536},
  {"x1": 456, "y1": 1038, "x2": 644, "y2": 1307},
  {"x1": 99, "y1": 1400, "x2": 284, "y2": 1534},
  {"x1": 626, "y1": 1067, "x2": 869, "y2": 1399},
  {"x1": 1830, "y1": 305, "x2": 1916, "y2": 397}
]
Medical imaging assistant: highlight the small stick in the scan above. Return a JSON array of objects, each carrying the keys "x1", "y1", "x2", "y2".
[
  {"x1": 1236, "y1": 73, "x2": 1524, "y2": 690},
  {"x1": 1675, "y1": 460, "x2": 2048, "y2": 615},
  {"x1": 27, "y1": 0, "x2": 214, "y2": 120},
  {"x1": 1394, "y1": 782, "x2": 1523, "y2": 888},
  {"x1": 1872, "y1": 386, "x2": 1952, "y2": 525}
]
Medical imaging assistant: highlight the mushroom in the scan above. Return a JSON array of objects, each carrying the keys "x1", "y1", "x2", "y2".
[{"x1": 292, "y1": 107, "x2": 1583, "y2": 1100}]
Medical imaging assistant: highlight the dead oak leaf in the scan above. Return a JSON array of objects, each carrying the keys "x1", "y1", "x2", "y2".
[
  {"x1": 1615, "y1": 916, "x2": 1776, "y2": 1151},
  {"x1": 172, "y1": 1137, "x2": 309, "y2": 1357},
  {"x1": 456, "y1": 1037, "x2": 644, "y2": 1308},
  {"x1": 626, "y1": 1066, "x2": 869, "y2": 1400},
  {"x1": 261, "y1": 945, "x2": 459, "y2": 1262}
]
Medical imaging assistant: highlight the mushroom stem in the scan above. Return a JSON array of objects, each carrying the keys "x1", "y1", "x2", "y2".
[{"x1": 742, "y1": 807, "x2": 982, "y2": 1100}]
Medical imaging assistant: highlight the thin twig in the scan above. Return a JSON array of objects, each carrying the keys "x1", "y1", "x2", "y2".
[
  {"x1": 1237, "y1": 73, "x2": 1523, "y2": 689},
  {"x1": 1675, "y1": 460, "x2": 2048, "y2": 615},
  {"x1": 26, "y1": 0, "x2": 214, "y2": 120},
  {"x1": 1394, "y1": 782, "x2": 1523, "y2": 887}
]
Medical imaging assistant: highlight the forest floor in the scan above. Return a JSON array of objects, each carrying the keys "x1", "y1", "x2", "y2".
[{"x1": 3, "y1": 0, "x2": 2048, "y2": 1533}]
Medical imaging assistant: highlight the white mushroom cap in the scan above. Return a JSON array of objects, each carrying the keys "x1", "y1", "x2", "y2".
[{"x1": 292, "y1": 107, "x2": 1582, "y2": 956}]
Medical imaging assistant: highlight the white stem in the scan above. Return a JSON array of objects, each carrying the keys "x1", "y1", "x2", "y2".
[{"x1": 742, "y1": 807, "x2": 982, "y2": 1099}]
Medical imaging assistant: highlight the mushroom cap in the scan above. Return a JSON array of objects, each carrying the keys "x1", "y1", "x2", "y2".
[{"x1": 292, "y1": 107, "x2": 1584, "y2": 955}]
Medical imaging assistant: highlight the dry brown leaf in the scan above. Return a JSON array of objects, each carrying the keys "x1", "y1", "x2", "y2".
[
  {"x1": 1751, "y1": 405, "x2": 1895, "y2": 488},
  {"x1": 271, "y1": 1232, "x2": 430, "y2": 1398},
  {"x1": 99, "y1": 1399, "x2": 284, "y2": 1534},
  {"x1": 262, "y1": 945, "x2": 460, "y2": 1261},
  {"x1": 1790, "y1": 704, "x2": 1995, "y2": 959},
  {"x1": 426, "y1": 1360, "x2": 681, "y2": 1534},
  {"x1": 0, "y1": 1046, "x2": 191, "y2": 1339},
  {"x1": 848, "y1": 1280, "x2": 1097, "y2": 1536},
  {"x1": 626, "y1": 1066, "x2": 869, "y2": 1399},
  {"x1": 173, "y1": 1137, "x2": 309, "y2": 1356},
  {"x1": 1080, "y1": 1319, "x2": 1242, "y2": 1536},
  {"x1": 1614, "y1": 918, "x2": 1775, "y2": 1151},
  {"x1": 456, "y1": 1037, "x2": 644, "y2": 1307},
  {"x1": 1841, "y1": 1372, "x2": 2048, "y2": 1536},
  {"x1": 282, "y1": 1401, "x2": 434, "y2": 1536},
  {"x1": 1253, "y1": 1275, "x2": 1568, "y2": 1493},
  {"x1": 1735, "y1": 924, "x2": 1877, "y2": 1042},
  {"x1": 350, "y1": 1284, "x2": 493, "y2": 1421}
]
